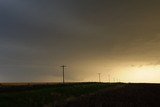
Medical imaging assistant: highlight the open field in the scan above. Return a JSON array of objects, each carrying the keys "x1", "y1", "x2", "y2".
[{"x1": 0, "y1": 83, "x2": 160, "y2": 107}]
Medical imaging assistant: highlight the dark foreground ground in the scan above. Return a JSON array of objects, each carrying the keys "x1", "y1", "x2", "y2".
[{"x1": 0, "y1": 83, "x2": 160, "y2": 107}]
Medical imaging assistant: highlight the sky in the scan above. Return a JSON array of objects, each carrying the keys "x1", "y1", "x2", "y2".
[{"x1": 0, "y1": 0, "x2": 160, "y2": 83}]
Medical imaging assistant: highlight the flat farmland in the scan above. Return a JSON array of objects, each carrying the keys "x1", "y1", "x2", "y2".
[{"x1": 0, "y1": 83, "x2": 160, "y2": 107}]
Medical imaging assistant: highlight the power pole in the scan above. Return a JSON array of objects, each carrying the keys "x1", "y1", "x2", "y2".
[
  {"x1": 60, "y1": 65, "x2": 67, "y2": 84},
  {"x1": 108, "y1": 74, "x2": 110, "y2": 83},
  {"x1": 98, "y1": 73, "x2": 101, "y2": 83},
  {"x1": 113, "y1": 78, "x2": 115, "y2": 83}
]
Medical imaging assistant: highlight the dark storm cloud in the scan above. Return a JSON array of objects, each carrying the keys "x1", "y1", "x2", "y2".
[{"x1": 0, "y1": 0, "x2": 160, "y2": 82}]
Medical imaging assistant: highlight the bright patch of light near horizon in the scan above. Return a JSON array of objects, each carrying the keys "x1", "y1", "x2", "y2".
[{"x1": 120, "y1": 65, "x2": 160, "y2": 83}]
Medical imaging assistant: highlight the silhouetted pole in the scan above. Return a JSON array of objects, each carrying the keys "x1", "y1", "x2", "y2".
[
  {"x1": 60, "y1": 65, "x2": 67, "y2": 84},
  {"x1": 113, "y1": 78, "x2": 115, "y2": 83},
  {"x1": 108, "y1": 74, "x2": 110, "y2": 83},
  {"x1": 98, "y1": 73, "x2": 101, "y2": 83}
]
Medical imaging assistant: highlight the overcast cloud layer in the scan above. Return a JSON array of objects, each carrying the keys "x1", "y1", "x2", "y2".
[{"x1": 0, "y1": 0, "x2": 160, "y2": 82}]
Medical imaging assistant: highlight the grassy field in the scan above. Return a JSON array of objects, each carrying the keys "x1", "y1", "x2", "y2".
[
  {"x1": 0, "y1": 82, "x2": 122, "y2": 107},
  {"x1": 65, "y1": 83, "x2": 160, "y2": 107},
  {"x1": 0, "y1": 83, "x2": 160, "y2": 107}
]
